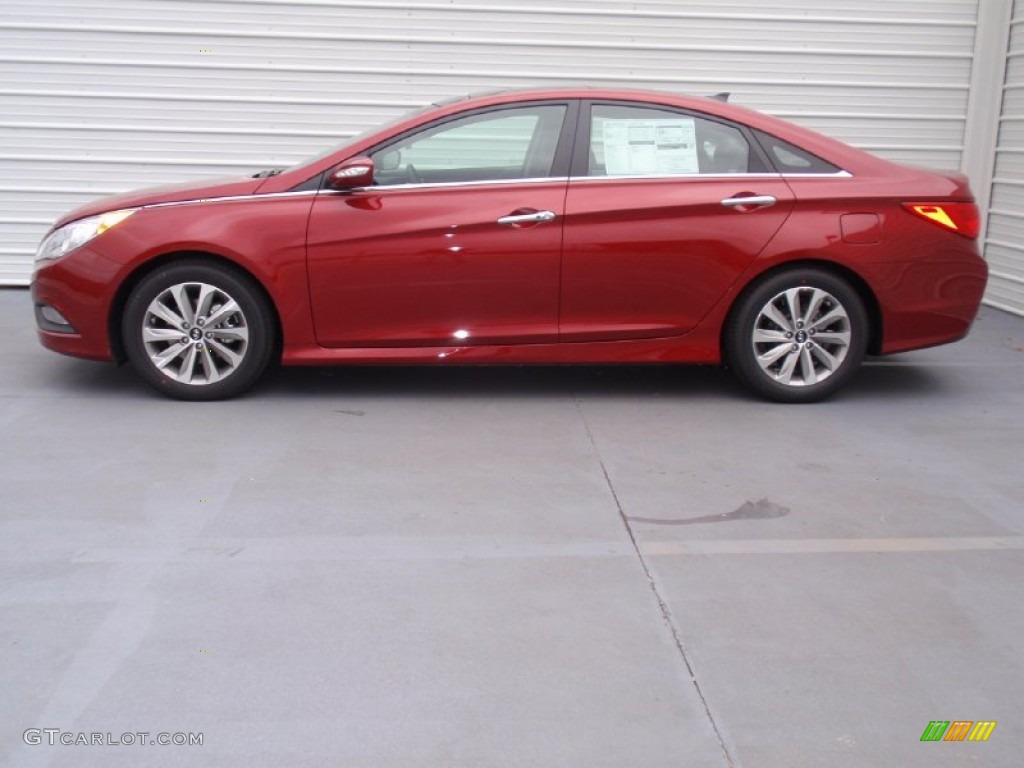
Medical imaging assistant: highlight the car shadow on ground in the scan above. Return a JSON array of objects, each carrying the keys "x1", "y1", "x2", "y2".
[
  {"x1": 260, "y1": 360, "x2": 950, "y2": 402},
  {"x1": 43, "y1": 354, "x2": 952, "y2": 404}
]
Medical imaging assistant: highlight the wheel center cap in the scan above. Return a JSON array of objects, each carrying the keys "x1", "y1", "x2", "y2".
[
  {"x1": 190, "y1": 328, "x2": 203, "y2": 341},
  {"x1": 795, "y1": 331, "x2": 808, "y2": 343}
]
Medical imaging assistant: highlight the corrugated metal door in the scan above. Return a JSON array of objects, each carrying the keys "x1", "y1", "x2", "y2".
[
  {"x1": 987, "y1": 0, "x2": 1024, "y2": 314},
  {"x1": 1, "y1": 0, "x2": 981, "y2": 286}
]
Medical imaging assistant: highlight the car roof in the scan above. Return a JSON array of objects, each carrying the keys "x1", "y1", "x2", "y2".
[
  {"x1": 262, "y1": 85, "x2": 901, "y2": 192},
  {"x1": 434, "y1": 86, "x2": 725, "y2": 109},
  {"x1": 426, "y1": 86, "x2": 799, "y2": 140},
  {"x1": 425, "y1": 86, "x2": 882, "y2": 169}
]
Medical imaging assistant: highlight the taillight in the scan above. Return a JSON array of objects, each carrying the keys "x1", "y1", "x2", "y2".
[{"x1": 903, "y1": 202, "x2": 980, "y2": 239}]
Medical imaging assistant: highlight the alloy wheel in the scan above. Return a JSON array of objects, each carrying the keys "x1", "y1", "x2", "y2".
[
  {"x1": 140, "y1": 281, "x2": 250, "y2": 385},
  {"x1": 751, "y1": 287, "x2": 852, "y2": 387}
]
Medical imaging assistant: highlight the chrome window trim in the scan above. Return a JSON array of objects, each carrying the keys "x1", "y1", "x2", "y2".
[
  {"x1": 573, "y1": 173, "x2": 783, "y2": 183},
  {"x1": 570, "y1": 170, "x2": 853, "y2": 182},
  {"x1": 782, "y1": 170, "x2": 853, "y2": 179},
  {"x1": 326, "y1": 176, "x2": 571, "y2": 193}
]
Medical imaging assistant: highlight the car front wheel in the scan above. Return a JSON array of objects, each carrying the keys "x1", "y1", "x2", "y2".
[
  {"x1": 726, "y1": 268, "x2": 868, "y2": 403},
  {"x1": 122, "y1": 260, "x2": 274, "y2": 400}
]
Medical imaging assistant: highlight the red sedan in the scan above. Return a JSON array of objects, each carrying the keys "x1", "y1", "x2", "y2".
[{"x1": 31, "y1": 88, "x2": 987, "y2": 402}]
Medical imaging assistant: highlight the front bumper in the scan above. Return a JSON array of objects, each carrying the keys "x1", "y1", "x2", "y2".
[{"x1": 31, "y1": 247, "x2": 120, "y2": 362}]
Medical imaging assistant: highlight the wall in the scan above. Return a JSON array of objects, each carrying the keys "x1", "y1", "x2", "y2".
[
  {"x1": 0, "y1": 0, "x2": 993, "y2": 296},
  {"x1": 986, "y1": 0, "x2": 1024, "y2": 314}
]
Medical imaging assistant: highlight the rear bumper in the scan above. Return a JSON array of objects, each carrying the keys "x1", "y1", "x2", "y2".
[{"x1": 866, "y1": 256, "x2": 988, "y2": 355}]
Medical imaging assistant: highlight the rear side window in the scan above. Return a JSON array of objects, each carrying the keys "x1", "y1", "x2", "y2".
[
  {"x1": 587, "y1": 104, "x2": 755, "y2": 176},
  {"x1": 753, "y1": 130, "x2": 841, "y2": 174}
]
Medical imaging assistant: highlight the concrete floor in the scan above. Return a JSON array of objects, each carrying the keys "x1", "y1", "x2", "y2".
[{"x1": 1, "y1": 286, "x2": 1022, "y2": 767}]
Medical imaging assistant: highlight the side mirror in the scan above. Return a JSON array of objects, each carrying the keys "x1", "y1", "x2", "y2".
[{"x1": 328, "y1": 156, "x2": 374, "y2": 190}]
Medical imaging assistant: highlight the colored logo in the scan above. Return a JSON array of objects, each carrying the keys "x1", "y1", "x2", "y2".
[{"x1": 920, "y1": 721, "x2": 996, "y2": 742}]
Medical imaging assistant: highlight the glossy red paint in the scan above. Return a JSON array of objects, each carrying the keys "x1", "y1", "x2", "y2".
[
  {"x1": 561, "y1": 176, "x2": 795, "y2": 341},
  {"x1": 33, "y1": 193, "x2": 318, "y2": 359},
  {"x1": 840, "y1": 214, "x2": 882, "y2": 245},
  {"x1": 306, "y1": 180, "x2": 565, "y2": 347},
  {"x1": 31, "y1": 87, "x2": 987, "y2": 391}
]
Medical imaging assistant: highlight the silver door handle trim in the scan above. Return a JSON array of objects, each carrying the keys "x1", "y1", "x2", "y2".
[
  {"x1": 721, "y1": 195, "x2": 777, "y2": 208},
  {"x1": 497, "y1": 210, "x2": 557, "y2": 225}
]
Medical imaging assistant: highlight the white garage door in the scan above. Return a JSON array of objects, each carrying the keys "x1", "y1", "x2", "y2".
[
  {"x1": 1, "y1": 0, "x2": 981, "y2": 286},
  {"x1": 986, "y1": 0, "x2": 1024, "y2": 315}
]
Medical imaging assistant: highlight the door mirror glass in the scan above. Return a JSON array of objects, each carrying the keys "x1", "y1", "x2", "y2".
[{"x1": 328, "y1": 157, "x2": 375, "y2": 189}]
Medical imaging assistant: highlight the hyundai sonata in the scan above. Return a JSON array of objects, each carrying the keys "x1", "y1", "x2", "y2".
[{"x1": 31, "y1": 88, "x2": 988, "y2": 402}]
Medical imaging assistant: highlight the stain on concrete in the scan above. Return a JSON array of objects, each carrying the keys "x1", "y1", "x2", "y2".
[{"x1": 629, "y1": 498, "x2": 791, "y2": 526}]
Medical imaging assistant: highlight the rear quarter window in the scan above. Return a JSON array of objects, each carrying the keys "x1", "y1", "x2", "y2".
[{"x1": 753, "y1": 130, "x2": 842, "y2": 174}]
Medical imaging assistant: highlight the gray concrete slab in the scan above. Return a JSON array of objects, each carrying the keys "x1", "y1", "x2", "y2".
[{"x1": 1, "y1": 286, "x2": 1022, "y2": 767}]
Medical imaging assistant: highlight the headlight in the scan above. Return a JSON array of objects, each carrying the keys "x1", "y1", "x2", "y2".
[{"x1": 35, "y1": 208, "x2": 137, "y2": 264}]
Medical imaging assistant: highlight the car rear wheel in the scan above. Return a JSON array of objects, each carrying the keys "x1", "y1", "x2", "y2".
[
  {"x1": 122, "y1": 260, "x2": 274, "y2": 400},
  {"x1": 726, "y1": 268, "x2": 868, "y2": 403}
]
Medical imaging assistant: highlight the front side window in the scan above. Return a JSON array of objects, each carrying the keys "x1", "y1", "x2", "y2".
[
  {"x1": 587, "y1": 104, "x2": 753, "y2": 176},
  {"x1": 371, "y1": 104, "x2": 567, "y2": 186}
]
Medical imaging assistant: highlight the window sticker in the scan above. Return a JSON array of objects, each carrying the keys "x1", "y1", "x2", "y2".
[{"x1": 601, "y1": 118, "x2": 699, "y2": 175}]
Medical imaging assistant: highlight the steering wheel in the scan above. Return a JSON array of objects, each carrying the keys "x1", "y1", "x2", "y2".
[{"x1": 405, "y1": 163, "x2": 422, "y2": 184}]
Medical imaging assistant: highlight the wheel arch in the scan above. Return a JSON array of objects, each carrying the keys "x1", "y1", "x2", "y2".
[
  {"x1": 107, "y1": 250, "x2": 283, "y2": 364},
  {"x1": 721, "y1": 259, "x2": 883, "y2": 358}
]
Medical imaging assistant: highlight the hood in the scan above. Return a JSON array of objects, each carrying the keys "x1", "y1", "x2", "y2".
[{"x1": 51, "y1": 175, "x2": 266, "y2": 229}]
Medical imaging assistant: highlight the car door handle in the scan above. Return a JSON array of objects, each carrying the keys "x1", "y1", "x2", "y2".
[
  {"x1": 721, "y1": 195, "x2": 777, "y2": 209},
  {"x1": 497, "y1": 210, "x2": 557, "y2": 226}
]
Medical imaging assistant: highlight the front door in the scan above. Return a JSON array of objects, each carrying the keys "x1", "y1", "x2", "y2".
[{"x1": 307, "y1": 103, "x2": 572, "y2": 347}]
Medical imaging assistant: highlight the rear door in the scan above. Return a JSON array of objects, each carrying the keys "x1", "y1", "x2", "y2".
[{"x1": 560, "y1": 101, "x2": 795, "y2": 341}]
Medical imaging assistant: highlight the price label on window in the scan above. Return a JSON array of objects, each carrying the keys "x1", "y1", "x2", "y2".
[{"x1": 602, "y1": 118, "x2": 699, "y2": 175}]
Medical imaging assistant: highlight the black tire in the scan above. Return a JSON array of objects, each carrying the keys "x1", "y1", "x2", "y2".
[
  {"x1": 122, "y1": 259, "x2": 275, "y2": 400},
  {"x1": 725, "y1": 268, "x2": 868, "y2": 403}
]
